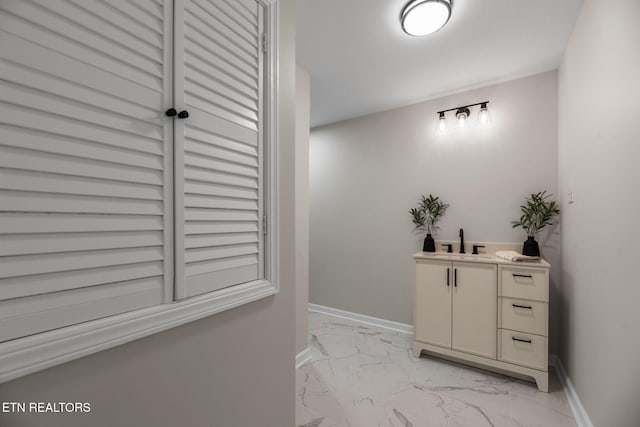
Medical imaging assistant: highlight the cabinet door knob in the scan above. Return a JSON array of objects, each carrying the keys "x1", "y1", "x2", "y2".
[
  {"x1": 165, "y1": 108, "x2": 177, "y2": 117},
  {"x1": 177, "y1": 110, "x2": 190, "y2": 119}
]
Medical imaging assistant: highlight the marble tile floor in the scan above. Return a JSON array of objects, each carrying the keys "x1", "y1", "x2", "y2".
[{"x1": 296, "y1": 311, "x2": 577, "y2": 427}]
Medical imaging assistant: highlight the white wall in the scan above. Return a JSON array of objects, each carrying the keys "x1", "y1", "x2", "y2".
[
  {"x1": 0, "y1": 1, "x2": 297, "y2": 426},
  {"x1": 558, "y1": 0, "x2": 640, "y2": 425},
  {"x1": 310, "y1": 71, "x2": 561, "y2": 351},
  {"x1": 295, "y1": 66, "x2": 310, "y2": 354}
]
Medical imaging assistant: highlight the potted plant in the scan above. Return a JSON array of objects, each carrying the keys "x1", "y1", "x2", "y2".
[
  {"x1": 511, "y1": 190, "x2": 560, "y2": 256},
  {"x1": 409, "y1": 194, "x2": 449, "y2": 252}
]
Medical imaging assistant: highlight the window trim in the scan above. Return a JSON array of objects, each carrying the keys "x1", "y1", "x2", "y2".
[{"x1": 0, "y1": 0, "x2": 280, "y2": 384}]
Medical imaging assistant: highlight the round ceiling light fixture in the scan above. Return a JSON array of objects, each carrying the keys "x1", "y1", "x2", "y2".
[{"x1": 401, "y1": 0, "x2": 452, "y2": 37}]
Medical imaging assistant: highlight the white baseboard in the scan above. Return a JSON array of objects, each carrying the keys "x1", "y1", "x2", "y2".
[
  {"x1": 296, "y1": 347, "x2": 312, "y2": 369},
  {"x1": 549, "y1": 355, "x2": 594, "y2": 427},
  {"x1": 308, "y1": 303, "x2": 413, "y2": 335}
]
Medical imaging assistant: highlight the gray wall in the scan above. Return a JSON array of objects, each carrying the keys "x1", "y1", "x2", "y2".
[
  {"x1": 310, "y1": 71, "x2": 562, "y2": 352},
  {"x1": 558, "y1": 0, "x2": 640, "y2": 425},
  {"x1": 295, "y1": 66, "x2": 310, "y2": 354},
  {"x1": 0, "y1": 1, "x2": 297, "y2": 426}
]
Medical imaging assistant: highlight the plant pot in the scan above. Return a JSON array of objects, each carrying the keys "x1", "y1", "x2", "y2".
[
  {"x1": 423, "y1": 234, "x2": 436, "y2": 252},
  {"x1": 522, "y1": 236, "x2": 540, "y2": 257}
]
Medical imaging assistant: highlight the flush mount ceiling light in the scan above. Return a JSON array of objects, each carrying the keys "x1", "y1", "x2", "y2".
[{"x1": 401, "y1": 0, "x2": 452, "y2": 37}]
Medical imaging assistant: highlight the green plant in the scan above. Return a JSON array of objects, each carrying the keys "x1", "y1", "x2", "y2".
[
  {"x1": 511, "y1": 191, "x2": 560, "y2": 237},
  {"x1": 409, "y1": 194, "x2": 449, "y2": 235}
]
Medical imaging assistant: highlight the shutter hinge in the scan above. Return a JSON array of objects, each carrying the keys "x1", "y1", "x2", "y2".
[
  {"x1": 262, "y1": 33, "x2": 267, "y2": 54},
  {"x1": 262, "y1": 215, "x2": 268, "y2": 235}
]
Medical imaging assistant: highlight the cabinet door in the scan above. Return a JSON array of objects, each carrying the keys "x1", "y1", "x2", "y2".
[
  {"x1": 452, "y1": 262, "x2": 497, "y2": 359},
  {"x1": 174, "y1": 0, "x2": 265, "y2": 298},
  {"x1": 415, "y1": 260, "x2": 452, "y2": 348},
  {"x1": 0, "y1": 0, "x2": 172, "y2": 341}
]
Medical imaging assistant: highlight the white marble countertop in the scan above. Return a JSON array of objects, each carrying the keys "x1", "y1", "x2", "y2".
[{"x1": 413, "y1": 251, "x2": 550, "y2": 268}]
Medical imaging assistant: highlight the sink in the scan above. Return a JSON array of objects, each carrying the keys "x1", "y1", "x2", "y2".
[
  {"x1": 430, "y1": 253, "x2": 493, "y2": 261},
  {"x1": 459, "y1": 255, "x2": 493, "y2": 260}
]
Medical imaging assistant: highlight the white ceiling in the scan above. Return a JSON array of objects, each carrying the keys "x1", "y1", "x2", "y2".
[{"x1": 296, "y1": 0, "x2": 583, "y2": 127}]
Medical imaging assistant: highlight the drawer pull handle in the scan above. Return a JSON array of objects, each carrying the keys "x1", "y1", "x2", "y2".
[
  {"x1": 454, "y1": 268, "x2": 457, "y2": 287},
  {"x1": 446, "y1": 268, "x2": 450, "y2": 287},
  {"x1": 512, "y1": 337, "x2": 532, "y2": 344},
  {"x1": 513, "y1": 273, "x2": 532, "y2": 278},
  {"x1": 512, "y1": 303, "x2": 533, "y2": 310}
]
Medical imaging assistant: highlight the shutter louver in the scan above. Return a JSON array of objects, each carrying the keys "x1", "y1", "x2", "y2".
[
  {"x1": 0, "y1": 0, "x2": 171, "y2": 341},
  {"x1": 176, "y1": 0, "x2": 264, "y2": 298}
]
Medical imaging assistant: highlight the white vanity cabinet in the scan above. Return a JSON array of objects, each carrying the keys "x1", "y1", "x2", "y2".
[
  {"x1": 415, "y1": 260, "x2": 497, "y2": 358},
  {"x1": 413, "y1": 253, "x2": 550, "y2": 392}
]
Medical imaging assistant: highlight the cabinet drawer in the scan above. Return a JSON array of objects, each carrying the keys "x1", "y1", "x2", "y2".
[
  {"x1": 500, "y1": 266, "x2": 548, "y2": 301},
  {"x1": 499, "y1": 297, "x2": 547, "y2": 336},
  {"x1": 499, "y1": 329, "x2": 547, "y2": 371}
]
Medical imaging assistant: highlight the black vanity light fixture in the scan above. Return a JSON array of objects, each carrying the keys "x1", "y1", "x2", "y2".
[
  {"x1": 437, "y1": 101, "x2": 490, "y2": 132},
  {"x1": 401, "y1": 0, "x2": 452, "y2": 36}
]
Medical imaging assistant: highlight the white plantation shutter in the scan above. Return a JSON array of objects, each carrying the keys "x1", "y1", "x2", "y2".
[
  {"x1": 0, "y1": 0, "x2": 173, "y2": 341},
  {"x1": 0, "y1": 0, "x2": 278, "y2": 380},
  {"x1": 175, "y1": 0, "x2": 265, "y2": 298}
]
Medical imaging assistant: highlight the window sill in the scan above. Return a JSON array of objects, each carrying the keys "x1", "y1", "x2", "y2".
[{"x1": 0, "y1": 279, "x2": 277, "y2": 383}]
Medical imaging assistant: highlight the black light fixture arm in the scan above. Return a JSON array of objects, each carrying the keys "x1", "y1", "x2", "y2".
[{"x1": 437, "y1": 101, "x2": 489, "y2": 115}]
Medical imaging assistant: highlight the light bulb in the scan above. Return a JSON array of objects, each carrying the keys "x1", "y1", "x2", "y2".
[
  {"x1": 478, "y1": 103, "x2": 490, "y2": 125},
  {"x1": 456, "y1": 107, "x2": 469, "y2": 129},
  {"x1": 437, "y1": 112, "x2": 447, "y2": 132}
]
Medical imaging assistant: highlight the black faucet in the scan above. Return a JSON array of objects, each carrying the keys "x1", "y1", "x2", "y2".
[{"x1": 459, "y1": 228, "x2": 465, "y2": 254}]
